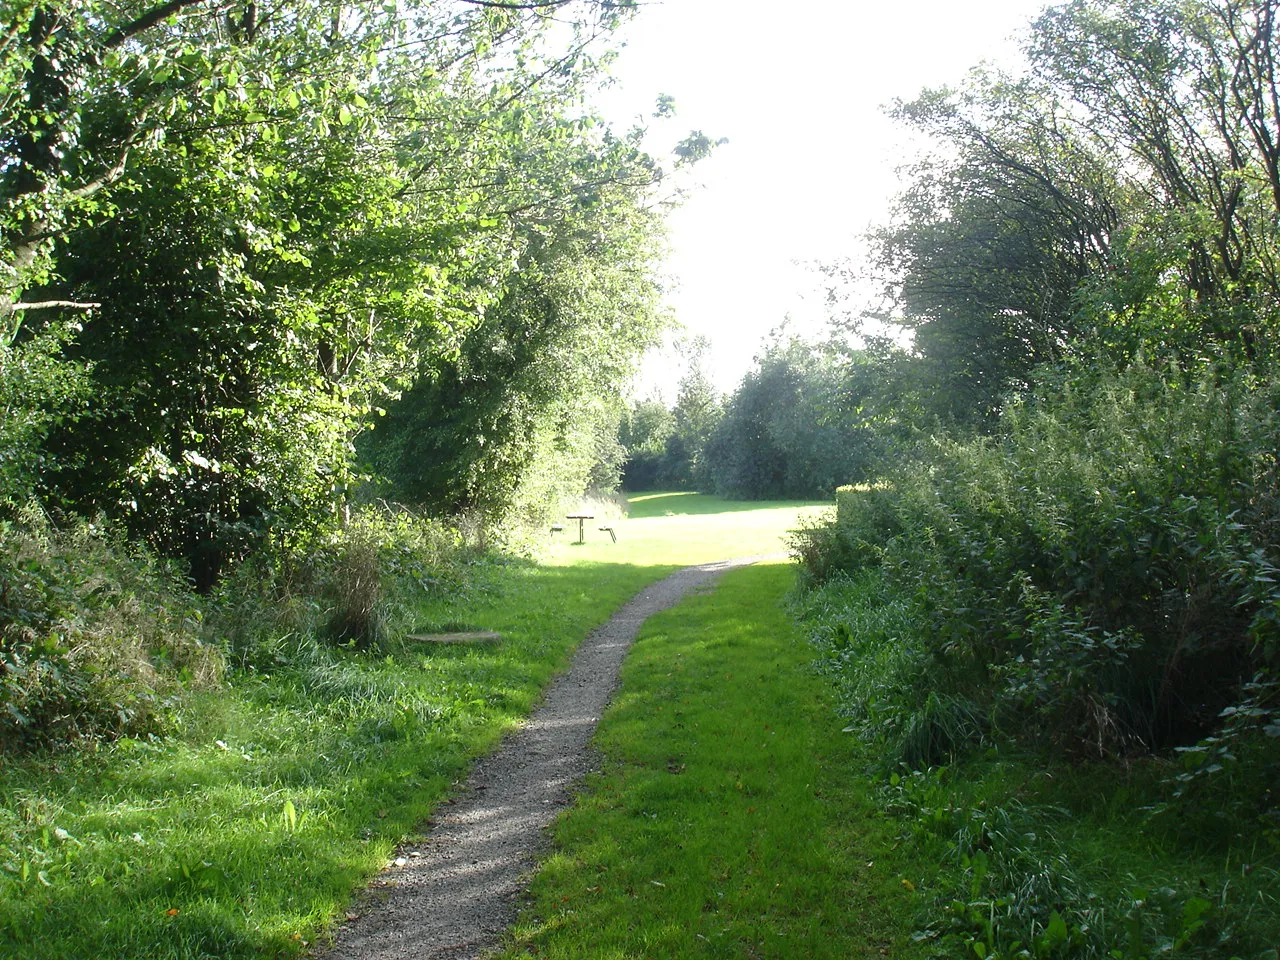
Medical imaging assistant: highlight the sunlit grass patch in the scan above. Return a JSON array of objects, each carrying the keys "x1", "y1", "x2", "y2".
[
  {"x1": 499, "y1": 563, "x2": 923, "y2": 960},
  {"x1": 542, "y1": 492, "x2": 830, "y2": 567}
]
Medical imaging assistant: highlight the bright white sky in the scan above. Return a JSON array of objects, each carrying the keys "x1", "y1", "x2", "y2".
[{"x1": 587, "y1": 0, "x2": 1050, "y2": 398}]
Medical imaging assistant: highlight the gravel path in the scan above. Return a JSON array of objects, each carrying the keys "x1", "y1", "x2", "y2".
[{"x1": 319, "y1": 554, "x2": 782, "y2": 960}]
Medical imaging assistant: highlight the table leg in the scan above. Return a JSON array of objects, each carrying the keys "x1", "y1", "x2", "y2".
[{"x1": 577, "y1": 517, "x2": 585, "y2": 543}]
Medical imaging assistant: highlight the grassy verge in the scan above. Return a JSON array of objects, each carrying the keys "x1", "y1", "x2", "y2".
[
  {"x1": 0, "y1": 559, "x2": 661, "y2": 959},
  {"x1": 0, "y1": 495, "x2": 823, "y2": 959},
  {"x1": 498, "y1": 562, "x2": 925, "y2": 960}
]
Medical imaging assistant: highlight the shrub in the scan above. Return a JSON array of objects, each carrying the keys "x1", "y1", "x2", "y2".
[
  {"x1": 0, "y1": 322, "x2": 90, "y2": 513},
  {"x1": 0, "y1": 516, "x2": 217, "y2": 753},
  {"x1": 803, "y1": 359, "x2": 1280, "y2": 763}
]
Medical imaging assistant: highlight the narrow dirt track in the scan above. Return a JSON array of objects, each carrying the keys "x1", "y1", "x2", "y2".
[{"x1": 319, "y1": 554, "x2": 783, "y2": 960}]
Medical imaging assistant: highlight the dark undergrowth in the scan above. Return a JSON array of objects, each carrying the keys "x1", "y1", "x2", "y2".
[{"x1": 796, "y1": 570, "x2": 1279, "y2": 960}]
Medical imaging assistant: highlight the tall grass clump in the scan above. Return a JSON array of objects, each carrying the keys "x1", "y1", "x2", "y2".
[{"x1": 205, "y1": 504, "x2": 476, "y2": 666}]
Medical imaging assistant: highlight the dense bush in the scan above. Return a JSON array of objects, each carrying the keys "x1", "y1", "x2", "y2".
[
  {"x1": 0, "y1": 323, "x2": 90, "y2": 514},
  {"x1": 798, "y1": 360, "x2": 1280, "y2": 767},
  {"x1": 794, "y1": 363, "x2": 1280, "y2": 957}
]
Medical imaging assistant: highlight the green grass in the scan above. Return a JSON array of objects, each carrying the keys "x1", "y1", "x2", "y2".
[
  {"x1": 0, "y1": 560, "x2": 662, "y2": 958},
  {"x1": 0, "y1": 494, "x2": 827, "y2": 959},
  {"x1": 545, "y1": 492, "x2": 829, "y2": 567},
  {"x1": 496, "y1": 563, "x2": 923, "y2": 960}
]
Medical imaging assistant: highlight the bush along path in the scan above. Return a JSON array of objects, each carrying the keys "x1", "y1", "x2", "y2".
[
  {"x1": 495, "y1": 562, "x2": 922, "y2": 960},
  {"x1": 319, "y1": 555, "x2": 784, "y2": 960}
]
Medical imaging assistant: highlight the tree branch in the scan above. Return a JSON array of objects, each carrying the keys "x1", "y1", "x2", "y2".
[
  {"x1": 458, "y1": 0, "x2": 577, "y2": 8},
  {"x1": 102, "y1": 0, "x2": 216, "y2": 50},
  {"x1": 1, "y1": 299, "x2": 101, "y2": 315}
]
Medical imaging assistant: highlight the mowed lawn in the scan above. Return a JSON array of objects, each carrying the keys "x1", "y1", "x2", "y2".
[
  {"x1": 498, "y1": 562, "x2": 921, "y2": 960},
  {"x1": 544, "y1": 491, "x2": 830, "y2": 567}
]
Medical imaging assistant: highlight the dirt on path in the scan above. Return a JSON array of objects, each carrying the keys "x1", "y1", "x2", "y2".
[{"x1": 318, "y1": 554, "x2": 783, "y2": 960}]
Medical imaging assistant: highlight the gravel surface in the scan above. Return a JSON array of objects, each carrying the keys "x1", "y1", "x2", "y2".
[{"x1": 318, "y1": 554, "x2": 781, "y2": 960}]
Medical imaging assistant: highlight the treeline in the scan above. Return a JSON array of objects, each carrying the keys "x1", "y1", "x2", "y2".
[
  {"x1": 0, "y1": 0, "x2": 694, "y2": 750},
  {"x1": 619, "y1": 336, "x2": 879, "y2": 499}
]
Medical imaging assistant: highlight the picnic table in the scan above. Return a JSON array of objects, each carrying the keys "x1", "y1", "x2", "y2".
[{"x1": 565, "y1": 513, "x2": 594, "y2": 544}]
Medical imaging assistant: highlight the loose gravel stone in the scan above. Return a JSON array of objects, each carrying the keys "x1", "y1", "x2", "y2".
[{"x1": 319, "y1": 554, "x2": 781, "y2": 960}]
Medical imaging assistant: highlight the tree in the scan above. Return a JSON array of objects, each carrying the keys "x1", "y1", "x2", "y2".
[
  {"x1": 705, "y1": 337, "x2": 873, "y2": 500},
  {"x1": 360, "y1": 170, "x2": 668, "y2": 522},
  {"x1": 0, "y1": 0, "x2": 632, "y2": 321},
  {"x1": 660, "y1": 337, "x2": 721, "y2": 488},
  {"x1": 868, "y1": 74, "x2": 1121, "y2": 425},
  {"x1": 619, "y1": 398, "x2": 675, "y2": 491},
  {"x1": 1032, "y1": 0, "x2": 1280, "y2": 319},
  {"x1": 14, "y1": 0, "x2": 674, "y2": 579}
]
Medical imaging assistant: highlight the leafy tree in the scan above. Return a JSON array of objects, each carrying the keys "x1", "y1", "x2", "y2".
[
  {"x1": 0, "y1": 0, "x2": 631, "y2": 321},
  {"x1": 868, "y1": 74, "x2": 1121, "y2": 424},
  {"x1": 0, "y1": 320, "x2": 90, "y2": 512},
  {"x1": 859, "y1": 0, "x2": 1280, "y2": 431},
  {"x1": 705, "y1": 337, "x2": 873, "y2": 500},
  {"x1": 361, "y1": 172, "x2": 668, "y2": 522},
  {"x1": 619, "y1": 398, "x2": 675, "y2": 491},
  {"x1": 663, "y1": 337, "x2": 721, "y2": 488},
  {"x1": 617, "y1": 339, "x2": 722, "y2": 492},
  {"x1": 13, "y1": 0, "x2": 675, "y2": 580},
  {"x1": 1032, "y1": 0, "x2": 1280, "y2": 322}
]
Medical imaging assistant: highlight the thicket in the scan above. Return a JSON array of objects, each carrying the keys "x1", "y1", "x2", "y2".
[
  {"x1": 791, "y1": 0, "x2": 1280, "y2": 955},
  {"x1": 1, "y1": 504, "x2": 488, "y2": 754},
  {"x1": 805, "y1": 360, "x2": 1280, "y2": 765},
  {"x1": 795, "y1": 362, "x2": 1280, "y2": 957},
  {"x1": 794, "y1": 0, "x2": 1280, "y2": 779},
  {"x1": 0, "y1": 515, "x2": 213, "y2": 752}
]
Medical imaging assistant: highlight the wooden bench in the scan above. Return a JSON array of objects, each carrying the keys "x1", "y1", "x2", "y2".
[
  {"x1": 598, "y1": 525, "x2": 616, "y2": 542},
  {"x1": 550, "y1": 524, "x2": 564, "y2": 534}
]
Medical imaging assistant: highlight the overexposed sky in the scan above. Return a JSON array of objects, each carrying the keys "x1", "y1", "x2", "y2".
[{"x1": 588, "y1": 0, "x2": 1049, "y2": 398}]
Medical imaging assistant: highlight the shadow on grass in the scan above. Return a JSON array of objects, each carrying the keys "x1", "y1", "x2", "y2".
[{"x1": 625, "y1": 490, "x2": 829, "y2": 519}]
